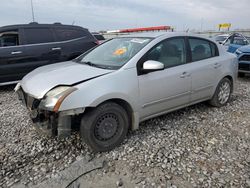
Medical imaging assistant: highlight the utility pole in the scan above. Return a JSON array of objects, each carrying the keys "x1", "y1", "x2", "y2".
[
  {"x1": 30, "y1": 0, "x2": 35, "y2": 22},
  {"x1": 200, "y1": 18, "x2": 204, "y2": 32}
]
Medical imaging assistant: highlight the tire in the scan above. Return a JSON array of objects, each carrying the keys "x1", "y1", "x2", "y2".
[
  {"x1": 209, "y1": 78, "x2": 232, "y2": 107},
  {"x1": 80, "y1": 102, "x2": 129, "y2": 152},
  {"x1": 238, "y1": 72, "x2": 245, "y2": 77}
]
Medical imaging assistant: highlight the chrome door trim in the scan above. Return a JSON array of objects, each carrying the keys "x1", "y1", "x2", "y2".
[{"x1": 0, "y1": 36, "x2": 87, "y2": 49}]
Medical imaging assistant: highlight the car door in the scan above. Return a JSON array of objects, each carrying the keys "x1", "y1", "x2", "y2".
[
  {"x1": 22, "y1": 27, "x2": 62, "y2": 74},
  {"x1": 188, "y1": 37, "x2": 223, "y2": 102},
  {"x1": 0, "y1": 28, "x2": 27, "y2": 84},
  {"x1": 138, "y1": 37, "x2": 192, "y2": 119}
]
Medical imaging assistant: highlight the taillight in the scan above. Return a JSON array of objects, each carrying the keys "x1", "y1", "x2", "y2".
[{"x1": 94, "y1": 41, "x2": 100, "y2": 45}]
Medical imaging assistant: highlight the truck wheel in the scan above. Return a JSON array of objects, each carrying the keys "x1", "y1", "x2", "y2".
[
  {"x1": 209, "y1": 78, "x2": 232, "y2": 107},
  {"x1": 80, "y1": 102, "x2": 129, "y2": 152}
]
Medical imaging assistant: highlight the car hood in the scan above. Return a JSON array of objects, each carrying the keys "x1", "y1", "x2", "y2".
[
  {"x1": 238, "y1": 45, "x2": 250, "y2": 53},
  {"x1": 21, "y1": 61, "x2": 114, "y2": 99}
]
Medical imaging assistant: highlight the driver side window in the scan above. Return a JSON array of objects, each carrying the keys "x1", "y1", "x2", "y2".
[{"x1": 146, "y1": 38, "x2": 186, "y2": 69}]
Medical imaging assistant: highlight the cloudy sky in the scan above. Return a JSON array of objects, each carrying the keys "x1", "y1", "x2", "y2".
[{"x1": 1, "y1": 0, "x2": 250, "y2": 32}]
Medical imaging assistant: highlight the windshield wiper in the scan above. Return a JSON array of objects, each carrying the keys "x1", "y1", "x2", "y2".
[
  {"x1": 81, "y1": 61, "x2": 114, "y2": 70},
  {"x1": 82, "y1": 61, "x2": 95, "y2": 66}
]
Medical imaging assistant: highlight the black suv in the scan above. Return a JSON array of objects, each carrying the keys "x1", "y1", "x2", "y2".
[{"x1": 0, "y1": 22, "x2": 98, "y2": 85}]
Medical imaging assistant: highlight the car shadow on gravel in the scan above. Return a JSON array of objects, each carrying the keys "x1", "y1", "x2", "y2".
[
  {"x1": 125, "y1": 91, "x2": 240, "y2": 141},
  {"x1": 0, "y1": 85, "x2": 15, "y2": 92}
]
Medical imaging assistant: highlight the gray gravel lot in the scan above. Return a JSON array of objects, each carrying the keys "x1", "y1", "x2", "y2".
[{"x1": 0, "y1": 77, "x2": 250, "y2": 188}]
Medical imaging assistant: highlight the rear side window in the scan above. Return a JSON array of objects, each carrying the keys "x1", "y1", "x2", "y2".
[
  {"x1": 24, "y1": 28, "x2": 54, "y2": 44},
  {"x1": 0, "y1": 31, "x2": 19, "y2": 47},
  {"x1": 54, "y1": 28, "x2": 86, "y2": 41},
  {"x1": 93, "y1": 34, "x2": 105, "y2": 41},
  {"x1": 189, "y1": 38, "x2": 218, "y2": 62}
]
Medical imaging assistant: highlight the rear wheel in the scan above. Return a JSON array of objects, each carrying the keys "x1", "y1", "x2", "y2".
[
  {"x1": 209, "y1": 78, "x2": 232, "y2": 107},
  {"x1": 80, "y1": 102, "x2": 129, "y2": 152}
]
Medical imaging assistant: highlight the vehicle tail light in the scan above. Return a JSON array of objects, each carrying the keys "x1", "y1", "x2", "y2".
[{"x1": 94, "y1": 41, "x2": 100, "y2": 45}]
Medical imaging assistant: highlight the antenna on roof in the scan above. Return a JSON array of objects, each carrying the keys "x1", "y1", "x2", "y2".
[
  {"x1": 30, "y1": 0, "x2": 35, "y2": 22},
  {"x1": 72, "y1": 21, "x2": 75, "y2": 25}
]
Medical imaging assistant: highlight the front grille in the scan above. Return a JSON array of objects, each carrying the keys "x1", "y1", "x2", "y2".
[
  {"x1": 239, "y1": 63, "x2": 250, "y2": 71},
  {"x1": 239, "y1": 55, "x2": 250, "y2": 61}
]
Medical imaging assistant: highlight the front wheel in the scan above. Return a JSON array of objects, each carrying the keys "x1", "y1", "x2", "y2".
[
  {"x1": 80, "y1": 102, "x2": 129, "y2": 152},
  {"x1": 209, "y1": 78, "x2": 232, "y2": 107}
]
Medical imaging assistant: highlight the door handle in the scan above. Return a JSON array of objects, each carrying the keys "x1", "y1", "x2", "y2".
[
  {"x1": 52, "y1": 47, "x2": 61, "y2": 51},
  {"x1": 214, "y1": 63, "x2": 221, "y2": 69},
  {"x1": 11, "y1": 51, "x2": 22, "y2": 55},
  {"x1": 180, "y1": 72, "x2": 190, "y2": 78}
]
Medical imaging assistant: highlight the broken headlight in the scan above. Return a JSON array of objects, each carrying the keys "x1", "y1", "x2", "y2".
[{"x1": 40, "y1": 86, "x2": 77, "y2": 112}]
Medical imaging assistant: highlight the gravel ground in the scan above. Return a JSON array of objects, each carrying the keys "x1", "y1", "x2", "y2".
[{"x1": 0, "y1": 77, "x2": 250, "y2": 188}]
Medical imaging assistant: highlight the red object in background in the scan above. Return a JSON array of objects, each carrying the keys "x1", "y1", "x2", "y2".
[{"x1": 119, "y1": 26, "x2": 171, "y2": 33}]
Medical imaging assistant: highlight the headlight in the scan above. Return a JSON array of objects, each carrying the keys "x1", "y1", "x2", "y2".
[
  {"x1": 40, "y1": 86, "x2": 77, "y2": 112},
  {"x1": 235, "y1": 49, "x2": 243, "y2": 55}
]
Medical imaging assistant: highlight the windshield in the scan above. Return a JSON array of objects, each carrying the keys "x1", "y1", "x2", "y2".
[{"x1": 76, "y1": 37, "x2": 152, "y2": 69}]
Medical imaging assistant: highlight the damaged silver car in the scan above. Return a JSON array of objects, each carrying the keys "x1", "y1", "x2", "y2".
[{"x1": 15, "y1": 32, "x2": 238, "y2": 151}]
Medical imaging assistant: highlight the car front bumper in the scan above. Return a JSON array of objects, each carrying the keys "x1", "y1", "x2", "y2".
[
  {"x1": 238, "y1": 61, "x2": 250, "y2": 73},
  {"x1": 238, "y1": 53, "x2": 250, "y2": 73},
  {"x1": 16, "y1": 87, "x2": 72, "y2": 138}
]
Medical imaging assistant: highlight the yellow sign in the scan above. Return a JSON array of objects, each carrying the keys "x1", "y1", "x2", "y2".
[{"x1": 218, "y1": 23, "x2": 231, "y2": 29}]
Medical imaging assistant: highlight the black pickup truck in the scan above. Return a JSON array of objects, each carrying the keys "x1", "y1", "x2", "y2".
[{"x1": 0, "y1": 22, "x2": 98, "y2": 85}]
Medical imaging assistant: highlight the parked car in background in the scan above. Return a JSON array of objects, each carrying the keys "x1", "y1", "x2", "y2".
[
  {"x1": 246, "y1": 37, "x2": 250, "y2": 41},
  {"x1": 91, "y1": 32, "x2": 106, "y2": 43},
  {"x1": 222, "y1": 33, "x2": 249, "y2": 53},
  {"x1": 16, "y1": 32, "x2": 238, "y2": 151},
  {"x1": 235, "y1": 44, "x2": 250, "y2": 77},
  {"x1": 214, "y1": 34, "x2": 229, "y2": 44},
  {"x1": 0, "y1": 22, "x2": 98, "y2": 86}
]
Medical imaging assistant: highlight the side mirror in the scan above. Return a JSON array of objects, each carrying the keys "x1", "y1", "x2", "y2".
[{"x1": 142, "y1": 60, "x2": 164, "y2": 73}]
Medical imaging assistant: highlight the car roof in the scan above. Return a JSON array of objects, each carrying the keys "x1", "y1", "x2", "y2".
[
  {"x1": 117, "y1": 32, "x2": 176, "y2": 38},
  {"x1": 117, "y1": 32, "x2": 213, "y2": 40},
  {"x1": 0, "y1": 23, "x2": 87, "y2": 31},
  {"x1": 216, "y1": 34, "x2": 230, "y2": 37}
]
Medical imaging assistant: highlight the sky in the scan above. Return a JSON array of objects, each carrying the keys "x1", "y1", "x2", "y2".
[{"x1": 1, "y1": 0, "x2": 250, "y2": 32}]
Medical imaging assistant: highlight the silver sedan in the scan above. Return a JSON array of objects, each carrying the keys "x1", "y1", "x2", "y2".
[{"x1": 15, "y1": 32, "x2": 238, "y2": 151}]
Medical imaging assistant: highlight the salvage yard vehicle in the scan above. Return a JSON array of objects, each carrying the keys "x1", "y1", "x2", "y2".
[
  {"x1": 0, "y1": 22, "x2": 98, "y2": 86},
  {"x1": 235, "y1": 44, "x2": 250, "y2": 77},
  {"x1": 222, "y1": 33, "x2": 249, "y2": 53},
  {"x1": 15, "y1": 32, "x2": 238, "y2": 152},
  {"x1": 214, "y1": 34, "x2": 229, "y2": 44}
]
